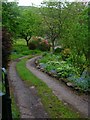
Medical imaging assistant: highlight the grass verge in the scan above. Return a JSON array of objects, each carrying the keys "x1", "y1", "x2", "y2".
[
  {"x1": 11, "y1": 89, "x2": 20, "y2": 118},
  {"x1": 16, "y1": 57, "x2": 81, "y2": 118}
]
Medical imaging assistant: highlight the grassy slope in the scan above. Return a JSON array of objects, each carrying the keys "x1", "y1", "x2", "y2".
[
  {"x1": 11, "y1": 39, "x2": 41, "y2": 60},
  {"x1": 16, "y1": 57, "x2": 80, "y2": 118}
]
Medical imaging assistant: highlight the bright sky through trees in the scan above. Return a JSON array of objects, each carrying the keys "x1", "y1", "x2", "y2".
[
  {"x1": 18, "y1": 0, "x2": 43, "y2": 6},
  {"x1": 8, "y1": 0, "x2": 89, "y2": 6},
  {"x1": 8, "y1": 0, "x2": 44, "y2": 6}
]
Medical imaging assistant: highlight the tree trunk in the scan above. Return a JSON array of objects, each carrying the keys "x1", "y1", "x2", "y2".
[
  {"x1": 25, "y1": 35, "x2": 31, "y2": 46},
  {"x1": 25, "y1": 37, "x2": 29, "y2": 46}
]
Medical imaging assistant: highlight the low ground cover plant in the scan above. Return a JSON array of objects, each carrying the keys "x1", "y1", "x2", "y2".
[{"x1": 38, "y1": 52, "x2": 90, "y2": 92}]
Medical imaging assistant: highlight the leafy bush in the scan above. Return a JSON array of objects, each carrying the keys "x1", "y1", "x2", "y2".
[
  {"x1": 56, "y1": 61, "x2": 78, "y2": 78},
  {"x1": 38, "y1": 39, "x2": 50, "y2": 51},
  {"x1": 38, "y1": 53, "x2": 79, "y2": 78},
  {"x1": 61, "y1": 48, "x2": 71, "y2": 60},
  {"x1": 38, "y1": 53, "x2": 90, "y2": 91},
  {"x1": 28, "y1": 36, "x2": 50, "y2": 51},
  {"x1": 28, "y1": 36, "x2": 41, "y2": 50},
  {"x1": 28, "y1": 41, "x2": 37, "y2": 50}
]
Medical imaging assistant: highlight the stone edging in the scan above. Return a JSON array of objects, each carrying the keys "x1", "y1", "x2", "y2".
[{"x1": 34, "y1": 57, "x2": 89, "y2": 94}]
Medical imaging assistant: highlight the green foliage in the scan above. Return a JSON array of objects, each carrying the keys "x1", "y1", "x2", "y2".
[
  {"x1": 2, "y1": 1, "x2": 20, "y2": 37},
  {"x1": 61, "y1": 48, "x2": 71, "y2": 60},
  {"x1": 2, "y1": 1, "x2": 20, "y2": 67},
  {"x1": 40, "y1": 1, "x2": 62, "y2": 52},
  {"x1": 38, "y1": 53, "x2": 89, "y2": 91},
  {"x1": 56, "y1": 61, "x2": 78, "y2": 78},
  {"x1": 40, "y1": 2, "x2": 89, "y2": 68},
  {"x1": 60, "y1": 2, "x2": 89, "y2": 66},
  {"x1": 18, "y1": 7, "x2": 42, "y2": 46},
  {"x1": 2, "y1": 1, "x2": 89, "y2": 66},
  {"x1": 3, "y1": 0, "x2": 89, "y2": 91}
]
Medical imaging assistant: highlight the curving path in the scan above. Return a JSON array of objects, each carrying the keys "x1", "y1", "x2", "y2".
[
  {"x1": 26, "y1": 56, "x2": 89, "y2": 118},
  {"x1": 8, "y1": 60, "x2": 48, "y2": 118}
]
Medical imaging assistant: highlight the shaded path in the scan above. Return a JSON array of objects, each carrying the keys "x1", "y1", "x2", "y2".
[
  {"x1": 8, "y1": 60, "x2": 48, "y2": 118},
  {"x1": 26, "y1": 56, "x2": 89, "y2": 117}
]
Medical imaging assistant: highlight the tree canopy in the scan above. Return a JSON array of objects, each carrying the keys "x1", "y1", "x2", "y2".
[
  {"x1": 2, "y1": 1, "x2": 89, "y2": 70},
  {"x1": 2, "y1": 1, "x2": 20, "y2": 36},
  {"x1": 18, "y1": 7, "x2": 42, "y2": 46}
]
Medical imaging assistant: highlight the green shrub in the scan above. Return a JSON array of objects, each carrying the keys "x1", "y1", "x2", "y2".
[
  {"x1": 28, "y1": 36, "x2": 40, "y2": 50},
  {"x1": 28, "y1": 36, "x2": 50, "y2": 51},
  {"x1": 38, "y1": 53, "x2": 89, "y2": 92},
  {"x1": 56, "y1": 61, "x2": 79, "y2": 78},
  {"x1": 61, "y1": 48, "x2": 71, "y2": 60},
  {"x1": 28, "y1": 41, "x2": 37, "y2": 50},
  {"x1": 38, "y1": 40, "x2": 50, "y2": 51}
]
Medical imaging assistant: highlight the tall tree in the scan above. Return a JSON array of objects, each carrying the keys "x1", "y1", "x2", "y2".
[
  {"x1": 2, "y1": 1, "x2": 19, "y2": 67},
  {"x1": 40, "y1": 1, "x2": 62, "y2": 52},
  {"x1": 2, "y1": 1, "x2": 20, "y2": 37},
  {"x1": 18, "y1": 7, "x2": 42, "y2": 46},
  {"x1": 59, "y1": 2, "x2": 89, "y2": 71}
]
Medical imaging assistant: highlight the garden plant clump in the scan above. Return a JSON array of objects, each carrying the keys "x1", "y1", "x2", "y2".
[
  {"x1": 28, "y1": 36, "x2": 51, "y2": 51},
  {"x1": 37, "y1": 52, "x2": 90, "y2": 92}
]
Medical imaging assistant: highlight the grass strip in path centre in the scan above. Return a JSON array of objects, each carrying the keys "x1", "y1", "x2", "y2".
[{"x1": 16, "y1": 56, "x2": 81, "y2": 118}]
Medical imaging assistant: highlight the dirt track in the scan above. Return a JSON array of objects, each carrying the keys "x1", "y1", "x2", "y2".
[
  {"x1": 26, "y1": 56, "x2": 89, "y2": 118},
  {"x1": 8, "y1": 60, "x2": 48, "y2": 118},
  {"x1": 8, "y1": 56, "x2": 89, "y2": 118}
]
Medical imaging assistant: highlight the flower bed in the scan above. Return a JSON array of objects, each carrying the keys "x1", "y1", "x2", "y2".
[{"x1": 35, "y1": 53, "x2": 90, "y2": 93}]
